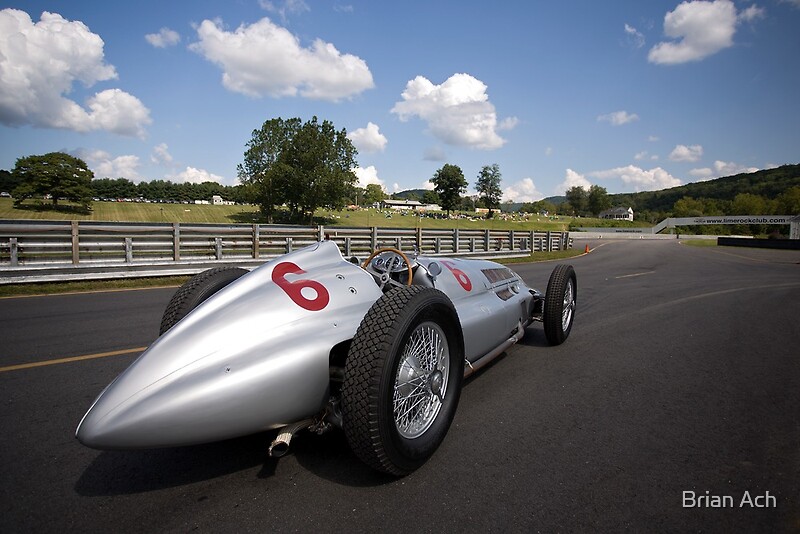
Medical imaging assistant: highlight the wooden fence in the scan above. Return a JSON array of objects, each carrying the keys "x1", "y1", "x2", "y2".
[{"x1": 0, "y1": 220, "x2": 569, "y2": 268}]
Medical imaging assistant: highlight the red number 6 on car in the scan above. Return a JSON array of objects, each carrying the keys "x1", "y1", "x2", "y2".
[{"x1": 271, "y1": 261, "x2": 330, "y2": 311}]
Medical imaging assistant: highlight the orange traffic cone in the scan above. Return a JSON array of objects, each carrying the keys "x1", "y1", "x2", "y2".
[{"x1": 584, "y1": 244, "x2": 590, "y2": 253}]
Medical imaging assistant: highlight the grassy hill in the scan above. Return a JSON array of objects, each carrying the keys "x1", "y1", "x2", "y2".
[{"x1": 609, "y1": 163, "x2": 800, "y2": 213}]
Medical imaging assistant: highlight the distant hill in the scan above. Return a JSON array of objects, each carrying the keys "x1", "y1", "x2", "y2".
[
  {"x1": 391, "y1": 164, "x2": 799, "y2": 214},
  {"x1": 608, "y1": 163, "x2": 800, "y2": 213}
]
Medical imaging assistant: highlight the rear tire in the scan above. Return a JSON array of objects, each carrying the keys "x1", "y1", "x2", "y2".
[
  {"x1": 159, "y1": 267, "x2": 248, "y2": 335},
  {"x1": 543, "y1": 264, "x2": 576, "y2": 346},
  {"x1": 341, "y1": 286, "x2": 464, "y2": 476}
]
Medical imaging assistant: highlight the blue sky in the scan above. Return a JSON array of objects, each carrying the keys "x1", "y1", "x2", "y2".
[{"x1": 1, "y1": 0, "x2": 798, "y2": 202}]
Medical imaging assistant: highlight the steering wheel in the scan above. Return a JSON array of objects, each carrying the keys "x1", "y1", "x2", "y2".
[{"x1": 362, "y1": 247, "x2": 414, "y2": 289}]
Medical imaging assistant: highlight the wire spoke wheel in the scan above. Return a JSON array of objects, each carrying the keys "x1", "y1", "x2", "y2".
[
  {"x1": 393, "y1": 322, "x2": 449, "y2": 439},
  {"x1": 342, "y1": 286, "x2": 464, "y2": 475}
]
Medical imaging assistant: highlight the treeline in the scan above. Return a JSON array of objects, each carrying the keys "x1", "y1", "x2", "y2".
[
  {"x1": 90, "y1": 178, "x2": 250, "y2": 204},
  {"x1": 608, "y1": 164, "x2": 800, "y2": 222}
]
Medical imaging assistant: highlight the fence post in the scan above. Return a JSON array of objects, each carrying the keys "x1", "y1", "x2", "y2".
[
  {"x1": 453, "y1": 228, "x2": 460, "y2": 253},
  {"x1": 215, "y1": 237, "x2": 223, "y2": 260},
  {"x1": 546, "y1": 231, "x2": 552, "y2": 252},
  {"x1": 508, "y1": 230, "x2": 514, "y2": 251},
  {"x1": 10, "y1": 238, "x2": 18, "y2": 266},
  {"x1": 345, "y1": 237, "x2": 352, "y2": 256},
  {"x1": 71, "y1": 221, "x2": 79, "y2": 265},
  {"x1": 416, "y1": 227, "x2": 422, "y2": 253},
  {"x1": 286, "y1": 237, "x2": 293, "y2": 253},
  {"x1": 530, "y1": 231, "x2": 535, "y2": 253},
  {"x1": 252, "y1": 224, "x2": 260, "y2": 259},
  {"x1": 470, "y1": 237, "x2": 475, "y2": 252},
  {"x1": 318, "y1": 225, "x2": 325, "y2": 242},
  {"x1": 484, "y1": 229, "x2": 490, "y2": 252},
  {"x1": 435, "y1": 237, "x2": 441, "y2": 254},
  {"x1": 124, "y1": 238, "x2": 133, "y2": 263},
  {"x1": 370, "y1": 227, "x2": 377, "y2": 252},
  {"x1": 173, "y1": 223, "x2": 181, "y2": 261}
]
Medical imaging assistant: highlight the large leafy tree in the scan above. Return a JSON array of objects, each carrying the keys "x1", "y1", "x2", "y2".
[
  {"x1": 12, "y1": 152, "x2": 93, "y2": 209},
  {"x1": 237, "y1": 116, "x2": 357, "y2": 223},
  {"x1": 587, "y1": 184, "x2": 611, "y2": 216},
  {"x1": 565, "y1": 186, "x2": 588, "y2": 216},
  {"x1": 475, "y1": 163, "x2": 503, "y2": 217},
  {"x1": 363, "y1": 183, "x2": 386, "y2": 205},
  {"x1": 431, "y1": 164, "x2": 467, "y2": 216}
]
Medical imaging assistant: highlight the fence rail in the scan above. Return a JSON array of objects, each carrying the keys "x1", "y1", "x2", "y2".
[{"x1": 0, "y1": 220, "x2": 570, "y2": 283}]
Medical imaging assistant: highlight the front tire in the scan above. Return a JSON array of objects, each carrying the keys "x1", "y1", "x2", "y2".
[
  {"x1": 341, "y1": 286, "x2": 465, "y2": 475},
  {"x1": 543, "y1": 264, "x2": 577, "y2": 346},
  {"x1": 159, "y1": 267, "x2": 248, "y2": 335}
]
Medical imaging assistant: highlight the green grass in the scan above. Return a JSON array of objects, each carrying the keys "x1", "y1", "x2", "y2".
[
  {"x1": 0, "y1": 197, "x2": 598, "y2": 232},
  {"x1": 0, "y1": 198, "x2": 586, "y2": 297},
  {"x1": 681, "y1": 238, "x2": 718, "y2": 247},
  {"x1": 0, "y1": 276, "x2": 190, "y2": 298}
]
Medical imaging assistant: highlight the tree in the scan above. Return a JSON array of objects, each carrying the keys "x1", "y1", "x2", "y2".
[
  {"x1": 237, "y1": 117, "x2": 301, "y2": 223},
  {"x1": 238, "y1": 117, "x2": 357, "y2": 223},
  {"x1": 776, "y1": 186, "x2": 800, "y2": 214},
  {"x1": 363, "y1": 183, "x2": 386, "y2": 205},
  {"x1": 421, "y1": 190, "x2": 440, "y2": 206},
  {"x1": 565, "y1": 186, "x2": 588, "y2": 216},
  {"x1": 476, "y1": 163, "x2": 503, "y2": 217},
  {"x1": 587, "y1": 185, "x2": 611, "y2": 217},
  {"x1": 12, "y1": 152, "x2": 93, "y2": 210},
  {"x1": 672, "y1": 196, "x2": 705, "y2": 217},
  {"x1": 431, "y1": 164, "x2": 467, "y2": 216},
  {"x1": 730, "y1": 193, "x2": 767, "y2": 215}
]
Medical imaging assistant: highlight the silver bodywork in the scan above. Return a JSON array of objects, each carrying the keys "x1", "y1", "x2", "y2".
[{"x1": 76, "y1": 240, "x2": 538, "y2": 450}]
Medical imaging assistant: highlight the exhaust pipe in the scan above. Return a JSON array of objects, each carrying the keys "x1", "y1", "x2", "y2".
[{"x1": 268, "y1": 419, "x2": 314, "y2": 458}]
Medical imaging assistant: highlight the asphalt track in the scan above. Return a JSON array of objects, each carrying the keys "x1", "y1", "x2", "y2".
[{"x1": 1, "y1": 239, "x2": 798, "y2": 533}]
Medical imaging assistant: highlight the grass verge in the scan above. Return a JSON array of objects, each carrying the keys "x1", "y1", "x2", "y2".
[{"x1": 0, "y1": 276, "x2": 190, "y2": 298}]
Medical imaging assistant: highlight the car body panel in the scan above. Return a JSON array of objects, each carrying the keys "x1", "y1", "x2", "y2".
[{"x1": 76, "y1": 241, "x2": 537, "y2": 449}]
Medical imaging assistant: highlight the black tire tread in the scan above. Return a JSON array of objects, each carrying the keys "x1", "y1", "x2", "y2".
[
  {"x1": 341, "y1": 286, "x2": 461, "y2": 475},
  {"x1": 543, "y1": 264, "x2": 576, "y2": 346},
  {"x1": 159, "y1": 267, "x2": 248, "y2": 335}
]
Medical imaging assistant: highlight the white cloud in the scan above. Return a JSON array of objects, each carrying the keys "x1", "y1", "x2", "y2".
[
  {"x1": 648, "y1": 0, "x2": 764, "y2": 65},
  {"x1": 260, "y1": 0, "x2": 310, "y2": 22},
  {"x1": 557, "y1": 169, "x2": 592, "y2": 194},
  {"x1": 190, "y1": 17, "x2": 374, "y2": 101},
  {"x1": 392, "y1": 183, "x2": 401, "y2": 193},
  {"x1": 353, "y1": 165, "x2": 385, "y2": 189},
  {"x1": 81, "y1": 149, "x2": 143, "y2": 181},
  {"x1": 145, "y1": 27, "x2": 181, "y2": 48},
  {"x1": 0, "y1": 9, "x2": 151, "y2": 137},
  {"x1": 669, "y1": 144, "x2": 704, "y2": 162},
  {"x1": 780, "y1": 0, "x2": 800, "y2": 8},
  {"x1": 648, "y1": 135, "x2": 660, "y2": 142},
  {"x1": 391, "y1": 73, "x2": 512, "y2": 150},
  {"x1": 624, "y1": 23, "x2": 645, "y2": 48},
  {"x1": 739, "y1": 4, "x2": 765, "y2": 22},
  {"x1": 689, "y1": 167, "x2": 714, "y2": 179},
  {"x1": 348, "y1": 122, "x2": 387, "y2": 153},
  {"x1": 635, "y1": 151, "x2": 659, "y2": 161},
  {"x1": 503, "y1": 178, "x2": 543, "y2": 203},
  {"x1": 544, "y1": 147, "x2": 554, "y2": 157},
  {"x1": 590, "y1": 165, "x2": 681, "y2": 192},
  {"x1": 597, "y1": 110, "x2": 639, "y2": 126},
  {"x1": 691, "y1": 160, "x2": 760, "y2": 179},
  {"x1": 151, "y1": 143, "x2": 174, "y2": 166},
  {"x1": 421, "y1": 180, "x2": 435, "y2": 190},
  {"x1": 168, "y1": 166, "x2": 226, "y2": 184}
]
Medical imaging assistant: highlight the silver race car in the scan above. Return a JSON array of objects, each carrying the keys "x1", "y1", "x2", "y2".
[{"x1": 76, "y1": 240, "x2": 576, "y2": 475}]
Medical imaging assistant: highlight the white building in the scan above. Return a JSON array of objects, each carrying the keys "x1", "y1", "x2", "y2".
[{"x1": 599, "y1": 206, "x2": 634, "y2": 221}]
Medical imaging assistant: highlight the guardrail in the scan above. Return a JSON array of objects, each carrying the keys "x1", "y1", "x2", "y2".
[{"x1": 0, "y1": 220, "x2": 570, "y2": 284}]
